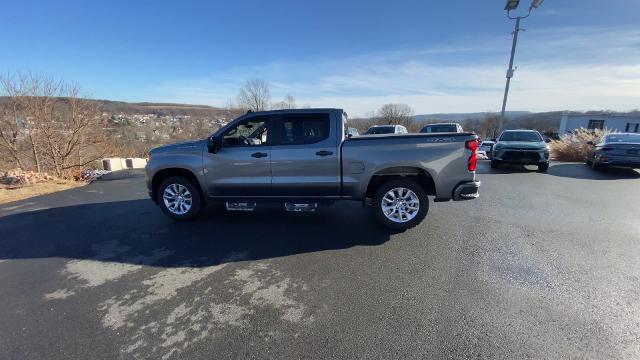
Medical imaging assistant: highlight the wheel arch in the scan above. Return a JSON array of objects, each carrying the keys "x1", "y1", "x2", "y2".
[
  {"x1": 151, "y1": 168, "x2": 204, "y2": 203},
  {"x1": 365, "y1": 166, "x2": 436, "y2": 198}
]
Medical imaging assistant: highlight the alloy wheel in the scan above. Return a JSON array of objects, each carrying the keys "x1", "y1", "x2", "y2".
[
  {"x1": 381, "y1": 187, "x2": 420, "y2": 223},
  {"x1": 163, "y1": 183, "x2": 193, "y2": 215}
]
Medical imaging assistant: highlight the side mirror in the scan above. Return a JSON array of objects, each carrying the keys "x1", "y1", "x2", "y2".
[
  {"x1": 544, "y1": 138, "x2": 551, "y2": 143},
  {"x1": 208, "y1": 135, "x2": 222, "y2": 153}
]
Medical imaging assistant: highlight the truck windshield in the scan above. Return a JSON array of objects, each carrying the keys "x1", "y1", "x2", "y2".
[
  {"x1": 365, "y1": 126, "x2": 395, "y2": 134},
  {"x1": 421, "y1": 124, "x2": 457, "y2": 133},
  {"x1": 499, "y1": 131, "x2": 542, "y2": 142}
]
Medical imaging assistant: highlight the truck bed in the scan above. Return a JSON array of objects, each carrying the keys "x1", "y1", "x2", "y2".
[{"x1": 341, "y1": 132, "x2": 477, "y2": 201}]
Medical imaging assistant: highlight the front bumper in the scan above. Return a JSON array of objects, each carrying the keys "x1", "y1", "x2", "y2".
[
  {"x1": 452, "y1": 181, "x2": 481, "y2": 201},
  {"x1": 493, "y1": 149, "x2": 548, "y2": 165}
]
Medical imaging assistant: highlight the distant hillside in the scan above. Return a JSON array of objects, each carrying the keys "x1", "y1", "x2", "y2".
[
  {"x1": 413, "y1": 111, "x2": 530, "y2": 123},
  {"x1": 507, "y1": 111, "x2": 564, "y2": 131},
  {"x1": 91, "y1": 99, "x2": 227, "y2": 117}
]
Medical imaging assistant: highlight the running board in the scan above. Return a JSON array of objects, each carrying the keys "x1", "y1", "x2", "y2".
[
  {"x1": 225, "y1": 202, "x2": 257, "y2": 211},
  {"x1": 285, "y1": 202, "x2": 318, "y2": 212}
]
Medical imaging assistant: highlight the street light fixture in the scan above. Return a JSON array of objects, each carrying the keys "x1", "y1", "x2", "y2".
[
  {"x1": 504, "y1": 0, "x2": 520, "y2": 11},
  {"x1": 498, "y1": 0, "x2": 545, "y2": 132},
  {"x1": 531, "y1": 0, "x2": 545, "y2": 9}
]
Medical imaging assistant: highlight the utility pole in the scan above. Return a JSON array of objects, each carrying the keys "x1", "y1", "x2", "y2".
[
  {"x1": 499, "y1": 16, "x2": 521, "y2": 132},
  {"x1": 498, "y1": 0, "x2": 545, "y2": 132}
]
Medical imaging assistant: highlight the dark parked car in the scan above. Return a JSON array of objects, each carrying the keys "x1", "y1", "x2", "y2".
[
  {"x1": 586, "y1": 133, "x2": 640, "y2": 170},
  {"x1": 491, "y1": 130, "x2": 550, "y2": 172},
  {"x1": 420, "y1": 123, "x2": 463, "y2": 133}
]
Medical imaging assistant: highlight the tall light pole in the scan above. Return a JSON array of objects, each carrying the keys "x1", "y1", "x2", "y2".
[{"x1": 498, "y1": 0, "x2": 545, "y2": 132}]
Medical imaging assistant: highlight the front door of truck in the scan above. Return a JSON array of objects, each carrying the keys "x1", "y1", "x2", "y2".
[
  {"x1": 270, "y1": 112, "x2": 341, "y2": 197},
  {"x1": 203, "y1": 115, "x2": 274, "y2": 197}
]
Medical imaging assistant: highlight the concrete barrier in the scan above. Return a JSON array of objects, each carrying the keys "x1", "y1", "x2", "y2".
[{"x1": 96, "y1": 157, "x2": 147, "y2": 171}]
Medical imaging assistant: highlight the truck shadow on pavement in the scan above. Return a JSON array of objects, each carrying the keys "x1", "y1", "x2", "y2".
[{"x1": 0, "y1": 199, "x2": 392, "y2": 268}]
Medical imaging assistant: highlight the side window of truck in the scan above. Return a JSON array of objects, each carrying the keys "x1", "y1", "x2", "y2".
[
  {"x1": 222, "y1": 117, "x2": 269, "y2": 147},
  {"x1": 279, "y1": 113, "x2": 330, "y2": 145}
]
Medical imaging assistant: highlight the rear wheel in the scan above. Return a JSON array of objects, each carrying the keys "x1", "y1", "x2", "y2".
[
  {"x1": 158, "y1": 176, "x2": 202, "y2": 221},
  {"x1": 372, "y1": 179, "x2": 428, "y2": 231}
]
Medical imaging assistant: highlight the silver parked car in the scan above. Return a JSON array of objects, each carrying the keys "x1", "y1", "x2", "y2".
[
  {"x1": 479, "y1": 140, "x2": 495, "y2": 159},
  {"x1": 586, "y1": 133, "x2": 640, "y2": 170}
]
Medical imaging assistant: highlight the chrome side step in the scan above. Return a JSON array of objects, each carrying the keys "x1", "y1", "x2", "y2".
[
  {"x1": 285, "y1": 202, "x2": 318, "y2": 212},
  {"x1": 225, "y1": 202, "x2": 257, "y2": 211}
]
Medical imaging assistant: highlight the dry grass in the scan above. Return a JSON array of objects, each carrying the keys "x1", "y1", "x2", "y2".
[
  {"x1": 0, "y1": 180, "x2": 84, "y2": 205},
  {"x1": 549, "y1": 128, "x2": 608, "y2": 162}
]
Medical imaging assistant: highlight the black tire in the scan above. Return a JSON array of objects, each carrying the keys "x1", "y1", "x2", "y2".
[
  {"x1": 491, "y1": 160, "x2": 499, "y2": 169},
  {"x1": 538, "y1": 162, "x2": 549, "y2": 173},
  {"x1": 157, "y1": 176, "x2": 203, "y2": 221},
  {"x1": 372, "y1": 179, "x2": 429, "y2": 231}
]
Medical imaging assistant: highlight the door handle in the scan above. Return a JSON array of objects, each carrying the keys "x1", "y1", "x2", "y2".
[
  {"x1": 315, "y1": 150, "x2": 333, "y2": 157},
  {"x1": 251, "y1": 152, "x2": 268, "y2": 158}
]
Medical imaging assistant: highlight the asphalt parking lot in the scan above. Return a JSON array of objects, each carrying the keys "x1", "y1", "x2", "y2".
[{"x1": 1, "y1": 161, "x2": 639, "y2": 359}]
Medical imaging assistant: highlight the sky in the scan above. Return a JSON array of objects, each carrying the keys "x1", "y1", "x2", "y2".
[{"x1": 1, "y1": 0, "x2": 639, "y2": 116}]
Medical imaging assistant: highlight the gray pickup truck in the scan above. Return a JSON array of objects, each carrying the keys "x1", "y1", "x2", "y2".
[{"x1": 145, "y1": 108, "x2": 480, "y2": 230}]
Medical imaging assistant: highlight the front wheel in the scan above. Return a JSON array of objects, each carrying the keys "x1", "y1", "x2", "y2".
[
  {"x1": 158, "y1": 176, "x2": 203, "y2": 221},
  {"x1": 538, "y1": 162, "x2": 549, "y2": 173},
  {"x1": 491, "y1": 160, "x2": 499, "y2": 169},
  {"x1": 372, "y1": 179, "x2": 428, "y2": 231}
]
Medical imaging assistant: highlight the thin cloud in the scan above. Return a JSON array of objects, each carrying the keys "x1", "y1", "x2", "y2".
[{"x1": 151, "y1": 26, "x2": 640, "y2": 116}]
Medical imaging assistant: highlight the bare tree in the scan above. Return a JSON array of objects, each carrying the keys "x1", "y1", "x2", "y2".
[
  {"x1": 23, "y1": 73, "x2": 63, "y2": 172},
  {"x1": 223, "y1": 99, "x2": 248, "y2": 119},
  {"x1": 236, "y1": 79, "x2": 271, "y2": 112},
  {"x1": 0, "y1": 75, "x2": 26, "y2": 169},
  {"x1": 39, "y1": 83, "x2": 109, "y2": 176},
  {"x1": 479, "y1": 113, "x2": 502, "y2": 139},
  {"x1": 0, "y1": 73, "x2": 110, "y2": 176},
  {"x1": 377, "y1": 103, "x2": 414, "y2": 126},
  {"x1": 273, "y1": 94, "x2": 296, "y2": 110},
  {"x1": 0, "y1": 73, "x2": 61, "y2": 172}
]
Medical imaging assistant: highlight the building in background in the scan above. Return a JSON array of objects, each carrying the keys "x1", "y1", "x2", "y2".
[{"x1": 559, "y1": 113, "x2": 640, "y2": 135}]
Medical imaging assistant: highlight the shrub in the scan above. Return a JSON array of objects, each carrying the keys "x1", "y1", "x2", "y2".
[{"x1": 549, "y1": 128, "x2": 608, "y2": 162}]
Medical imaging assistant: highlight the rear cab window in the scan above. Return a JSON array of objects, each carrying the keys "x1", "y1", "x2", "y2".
[{"x1": 278, "y1": 113, "x2": 330, "y2": 145}]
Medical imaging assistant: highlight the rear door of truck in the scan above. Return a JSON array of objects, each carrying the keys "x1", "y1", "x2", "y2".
[{"x1": 269, "y1": 111, "x2": 341, "y2": 197}]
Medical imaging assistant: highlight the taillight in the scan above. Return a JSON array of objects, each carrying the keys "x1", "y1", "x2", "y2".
[{"x1": 465, "y1": 139, "x2": 478, "y2": 171}]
